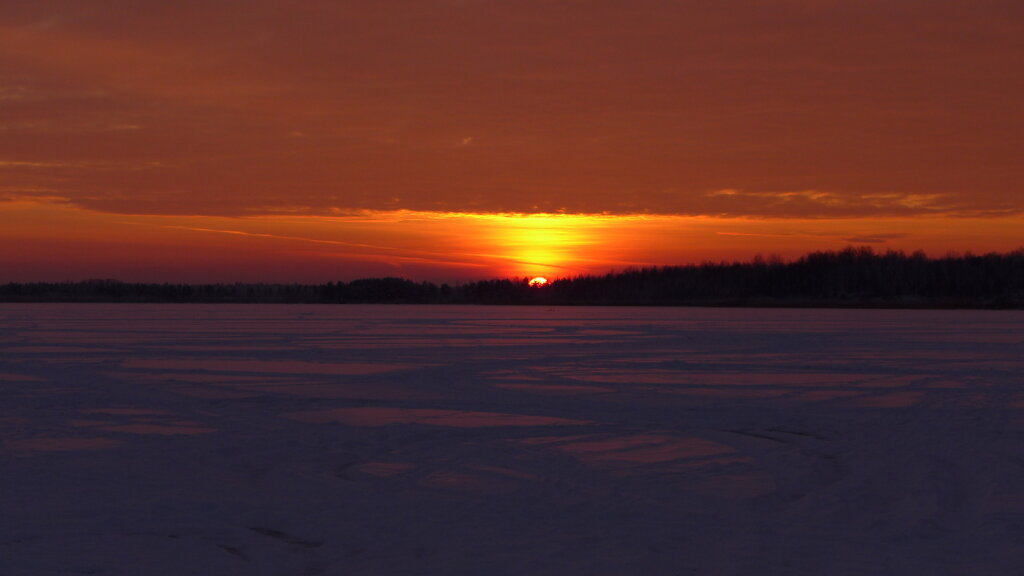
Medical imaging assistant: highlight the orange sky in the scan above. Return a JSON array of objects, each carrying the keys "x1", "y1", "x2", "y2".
[{"x1": 2, "y1": 1, "x2": 1022, "y2": 282}]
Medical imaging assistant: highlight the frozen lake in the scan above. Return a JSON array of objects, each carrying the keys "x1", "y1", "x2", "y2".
[{"x1": 2, "y1": 304, "x2": 1023, "y2": 575}]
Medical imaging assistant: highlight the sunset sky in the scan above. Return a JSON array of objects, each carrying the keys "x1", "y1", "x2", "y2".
[{"x1": 2, "y1": 1, "x2": 1022, "y2": 282}]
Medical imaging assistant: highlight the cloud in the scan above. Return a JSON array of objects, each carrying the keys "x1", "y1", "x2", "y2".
[
  {"x1": 0, "y1": 160, "x2": 79, "y2": 168},
  {"x1": 694, "y1": 190, "x2": 988, "y2": 219},
  {"x1": 0, "y1": 190, "x2": 71, "y2": 204},
  {"x1": 844, "y1": 233, "x2": 909, "y2": 244},
  {"x1": 0, "y1": 1, "x2": 1021, "y2": 219}
]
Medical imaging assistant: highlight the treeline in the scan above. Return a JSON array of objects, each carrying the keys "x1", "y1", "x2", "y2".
[
  {"x1": 2, "y1": 247, "x2": 1023, "y2": 308},
  {"x1": 544, "y1": 247, "x2": 1024, "y2": 308}
]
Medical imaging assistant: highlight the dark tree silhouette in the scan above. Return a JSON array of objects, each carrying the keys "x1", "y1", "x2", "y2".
[{"x1": 3, "y1": 247, "x2": 1023, "y2": 308}]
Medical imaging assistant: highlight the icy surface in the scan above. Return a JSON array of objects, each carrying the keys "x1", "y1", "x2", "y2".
[{"x1": 2, "y1": 304, "x2": 1023, "y2": 575}]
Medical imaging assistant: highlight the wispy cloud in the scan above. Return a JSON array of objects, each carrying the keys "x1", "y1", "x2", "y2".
[
  {"x1": 844, "y1": 233, "x2": 909, "y2": 244},
  {"x1": 0, "y1": 160, "x2": 78, "y2": 168},
  {"x1": 696, "y1": 189, "x2": 1004, "y2": 218},
  {"x1": 159, "y1": 225, "x2": 388, "y2": 251},
  {"x1": 716, "y1": 231, "x2": 794, "y2": 238}
]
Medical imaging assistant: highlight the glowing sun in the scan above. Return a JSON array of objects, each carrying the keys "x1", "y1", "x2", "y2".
[{"x1": 529, "y1": 276, "x2": 549, "y2": 287}]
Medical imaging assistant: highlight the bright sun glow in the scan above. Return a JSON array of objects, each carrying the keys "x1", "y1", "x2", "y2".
[
  {"x1": 13, "y1": 200, "x2": 1024, "y2": 285},
  {"x1": 529, "y1": 276, "x2": 548, "y2": 287},
  {"x1": 477, "y1": 213, "x2": 609, "y2": 278}
]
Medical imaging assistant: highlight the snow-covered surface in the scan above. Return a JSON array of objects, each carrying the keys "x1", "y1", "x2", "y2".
[{"x1": 2, "y1": 304, "x2": 1023, "y2": 575}]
